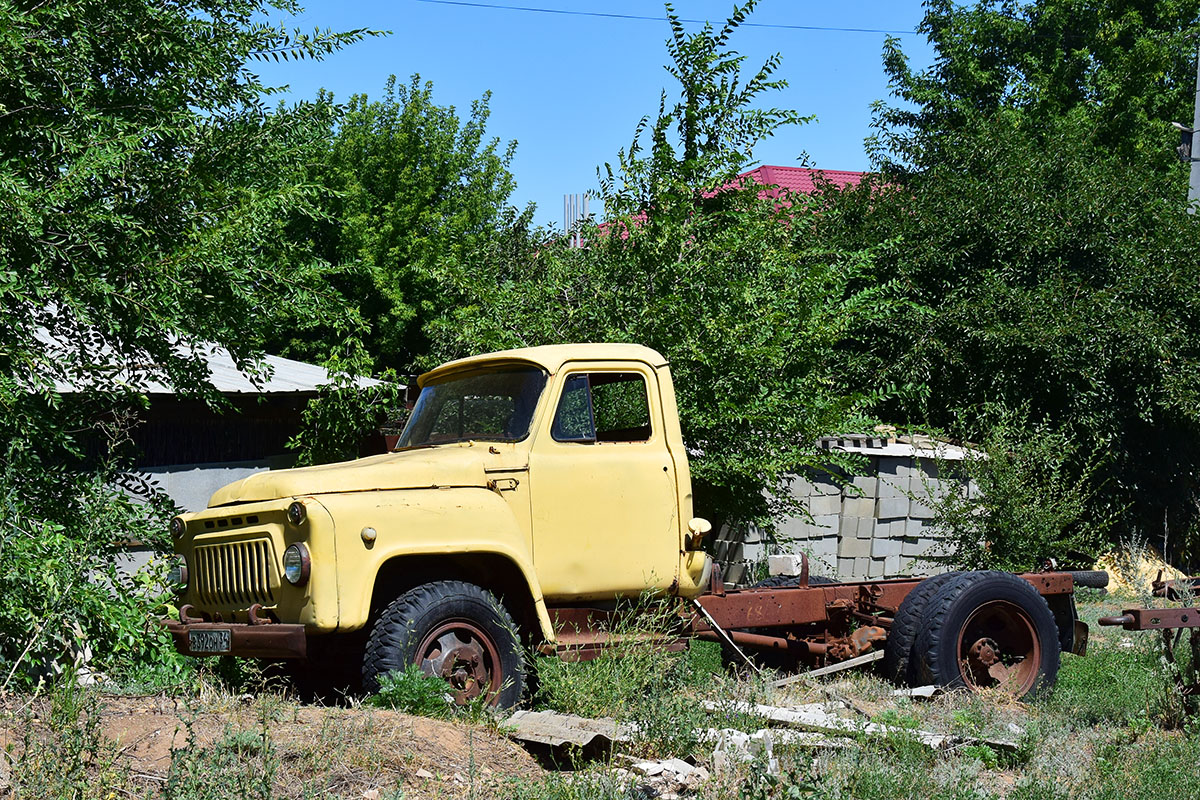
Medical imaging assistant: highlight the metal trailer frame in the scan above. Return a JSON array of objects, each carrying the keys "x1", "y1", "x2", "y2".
[
  {"x1": 546, "y1": 556, "x2": 1088, "y2": 692},
  {"x1": 1098, "y1": 571, "x2": 1200, "y2": 697}
]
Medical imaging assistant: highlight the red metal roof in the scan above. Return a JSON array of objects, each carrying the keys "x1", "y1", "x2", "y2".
[
  {"x1": 738, "y1": 165, "x2": 865, "y2": 194},
  {"x1": 590, "y1": 165, "x2": 867, "y2": 240}
]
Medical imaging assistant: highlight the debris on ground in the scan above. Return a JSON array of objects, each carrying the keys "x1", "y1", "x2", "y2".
[
  {"x1": 701, "y1": 699, "x2": 1017, "y2": 752},
  {"x1": 769, "y1": 651, "x2": 884, "y2": 687},
  {"x1": 613, "y1": 755, "x2": 710, "y2": 798},
  {"x1": 503, "y1": 709, "x2": 631, "y2": 759},
  {"x1": 702, "y1": 727, "x2": 852, "y2": 777}
]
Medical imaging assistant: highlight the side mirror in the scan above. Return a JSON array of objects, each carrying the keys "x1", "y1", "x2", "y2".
[{"x1": 687, "y1": 517, "x2": 712, "y2": 551}]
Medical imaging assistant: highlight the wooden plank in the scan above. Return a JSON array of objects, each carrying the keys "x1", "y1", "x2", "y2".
[{"x1": 770, "y1": 651, "x2": 883, "y2": 687}]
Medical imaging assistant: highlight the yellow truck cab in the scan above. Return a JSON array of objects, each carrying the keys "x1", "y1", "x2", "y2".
[{"x1": 166, "y1": 344, "x2": 713, "y2": 705}]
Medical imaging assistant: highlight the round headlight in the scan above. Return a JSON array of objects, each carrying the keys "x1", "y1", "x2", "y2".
[
  {"x1": 170, "y1": 516, "x2": 186, "y2": 538},
  {"x1": 283, "y1": 543, "x2": 310, "y2": 586},
  {"x1": 167, "y1": 557, "x2": 188, "y2": 593},
  {"x1": 287, "y1": 501, "x2": 307, "y2": 526}
]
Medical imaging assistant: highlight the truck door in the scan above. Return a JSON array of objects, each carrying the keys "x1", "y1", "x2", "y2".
[{"x1": 529, "y1": 365, "x2": 681, "y2": 601}]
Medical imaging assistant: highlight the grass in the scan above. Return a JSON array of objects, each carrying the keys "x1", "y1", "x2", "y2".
[{"x1": 11, "y1": 590, "x2": 1200, "y2": 799}]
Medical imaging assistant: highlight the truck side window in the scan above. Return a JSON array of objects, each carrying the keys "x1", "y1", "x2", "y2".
[
  {"x1": 551, "y1": 374, "x2": 595, "y2": 442},
  {"x1": 552, "y1": 372, "x2": 652, "y2": 443},
  {"x1": 592, "y1": 373, "x2": 651, "y2": 442}
]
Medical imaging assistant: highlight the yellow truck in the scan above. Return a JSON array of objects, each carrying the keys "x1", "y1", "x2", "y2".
[
  {"x1": 165, "y1": 344, "x2": 713, "y2": 706},
  {"x1": 166, "y1": 343, "x2": 1084, "y2": 705}
]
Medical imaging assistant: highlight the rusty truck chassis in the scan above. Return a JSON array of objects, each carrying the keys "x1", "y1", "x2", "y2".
[{"x1": 166, "y1": 556, "x2": 1088, "y2": 685}]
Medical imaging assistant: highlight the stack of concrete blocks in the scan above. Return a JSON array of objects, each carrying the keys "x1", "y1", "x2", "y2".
[
  {"x1": 709, "y1": 522, "x2": 769, "y2": 586},
  {"x1": 720, "y1": 435, "x2": 979, "y2": 585}
]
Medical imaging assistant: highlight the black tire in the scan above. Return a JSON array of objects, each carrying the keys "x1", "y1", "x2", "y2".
[
  {"x1": 750, "y1": 574, "x2": 835, "y2": 589},
  {"x1": 881, "y1": 572, "x2": 962, "y2": 686},
  {"x1": 912, "y1": 571, "x2": 1060, "y2": 699},
  {"x1": 1069, "y1": 570, "x2": 1109, "y2": 589},
  {"x1": 362, "y1": 580, "x2": 525, "y2": 708}
]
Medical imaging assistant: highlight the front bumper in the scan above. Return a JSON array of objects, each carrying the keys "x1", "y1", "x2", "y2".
[{"x1": 164, "y1": 618, "x2": 307, "y2": 659}]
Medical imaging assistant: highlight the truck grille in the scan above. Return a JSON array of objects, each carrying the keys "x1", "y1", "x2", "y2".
[{"x1": 194, "y1": 538, "x2": 276, "y2": 607}]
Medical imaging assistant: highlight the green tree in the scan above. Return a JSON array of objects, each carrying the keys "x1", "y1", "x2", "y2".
[
  {"x1": 427, "y1": 2, "x2": 889, "y2": 529},
  {"x1": 267, "y1": 75, "x2": 523, "y2": 374},
  {"x1": 873, "y1": 0, "x2": 1200, "y2": 169},
  {"x1": 818, "y1": 106, "x2": 1200, "y2": 564},
  {"x1": 0, "y1": 0, "x2": 376, "y2": 684}
]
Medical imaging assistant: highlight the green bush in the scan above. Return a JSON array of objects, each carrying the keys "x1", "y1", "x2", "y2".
[
  {"x1": 927, "y1": 407, "x2": 1108, "y2": 571},
  {"x1": 531, "y1": 600, "x2": 708, "y2": 757},
  {"x1": 0, "y1": 468, "x2": 190, "y2": 692},
  {"x1": 366, "y1": 664, "x2": 455, "y2": 718}
]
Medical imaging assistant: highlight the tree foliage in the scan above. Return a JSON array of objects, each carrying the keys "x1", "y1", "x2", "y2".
[
  {"x1": 816, "y1": 1, "x2": 1200, "y2": 562},
  {"x1": 0, "y1": 0, "x2": 376, "y2": 684},
  {"x1": 268, "y1": 75, "x2": 523, "y2": 374},
  {"x1": 1, "y1": 0, "x2": 378, "y2": 473},
  {"x1": 427, "y1": 3, "x2": 887, "y2": 528},
  {"x1": 873, "y1": 0, "x2": 1200, "y2": 169},
  {"x1": 929, "y1": 406, "x2": 1108, "y2": 572}
]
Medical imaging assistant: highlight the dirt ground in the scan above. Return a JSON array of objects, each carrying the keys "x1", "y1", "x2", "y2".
[{"x1": 0, "y1": 692, "x2": 544, "y2": 798}]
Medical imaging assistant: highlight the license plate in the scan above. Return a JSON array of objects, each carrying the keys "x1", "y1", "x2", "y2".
[{"x1": 189, "y1": 629, "x2": 232, "y2": 654}]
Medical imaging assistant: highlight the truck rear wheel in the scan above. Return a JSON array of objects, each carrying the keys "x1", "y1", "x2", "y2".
[
  {"x1": 362, "y1": 580, "x2": 525, "y2": 708},
  {"x1": 912, "y1": 570, "x2": 1060, "y2": 698},
  {"x1": 881, "y1": 571, "x2": 962, "y2": 686}
]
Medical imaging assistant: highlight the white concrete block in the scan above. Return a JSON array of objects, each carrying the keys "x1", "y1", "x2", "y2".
[
  {"x1": 844, "y1": 497, "x2": 875, "y2": 518},
  {"x1": 908, "y1": 476, "x2": 932, "y2": 501},
  {"x1": 884, "y1": 554, "x2": 902, "y2": 575},
  {"x1": 839, "y1": 536, "x2": 871, "y2": 558},
  {"x1": 809, "y1": 494, "x2": 842, "y2": 517},
  {"x1": 811, "y1": 537, "x2": 840, "y2": 558},
  {"x1": 786, "y1": 476, "x2": 820, "y2": 499},
  {"x1": 910, "y1": 499, "x2": 937, "y2": 519},
  {"x1": 877, "y1": 497, "x2": 909, "y2": 518},
  {"x1": 849, "y1": 475, "x2": 878, "y2": 496},
  {"x1": 867, "y1": 557, "x2": 885, "y2": 578},
  {"x1": 857, "y1": 516, "x2": 876, "y2": 539},
  {"x1": 811, "y1": 514, "x2": 840, "y2": 533},
  {"x1": 871, "y1": 537, "x2": 902, "y2": 558},
  {"x1": 877, "y1": 477, "x2": 907, "y2": 499},
  {"x1": 813, "y1": 479, "x2": 841, "y2": 496},
  {"x1": 768, "y1": 554, "x2": 805, "y2": 576}
]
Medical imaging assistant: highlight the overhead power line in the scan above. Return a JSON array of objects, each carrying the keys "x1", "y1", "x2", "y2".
[{"x1": 413, "y1": 0, "x2": 918, "y2": 36}]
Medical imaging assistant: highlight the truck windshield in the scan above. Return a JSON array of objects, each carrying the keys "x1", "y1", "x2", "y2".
[{"x1": 395, "y1": 366, "x2": 548, "y2": 448}]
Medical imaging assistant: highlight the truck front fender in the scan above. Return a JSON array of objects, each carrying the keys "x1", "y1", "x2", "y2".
[{"x1": 313, "y1": 488, "x2": 554, "y2": 642}]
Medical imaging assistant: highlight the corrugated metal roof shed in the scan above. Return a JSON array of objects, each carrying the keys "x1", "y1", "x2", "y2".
[{"x1": 49, "y1": 340, "x2": 384, "y2": 395}]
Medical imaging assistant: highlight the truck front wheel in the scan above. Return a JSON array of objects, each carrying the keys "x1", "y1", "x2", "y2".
[{"x1": 362, "y1": 580, "x2": 525, "y2": 708}]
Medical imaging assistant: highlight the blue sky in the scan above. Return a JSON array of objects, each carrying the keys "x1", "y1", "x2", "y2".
[{"x1": 255, "y1": 1, "x2": 935, "y2": 227}]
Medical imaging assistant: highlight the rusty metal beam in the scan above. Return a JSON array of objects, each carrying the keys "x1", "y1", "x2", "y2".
[
  {"x1": 695, "y1": 573, "x2": 1075, "y2": 631},
  {"x1": 1098, "y1": 607, "x2": 1200, "y2": 631}
]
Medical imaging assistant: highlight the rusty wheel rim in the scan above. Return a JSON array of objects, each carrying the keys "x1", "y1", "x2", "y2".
[
  {"x1": 416, "y1": 619, "x2": 503, "y2": 705},
  {"x1": 956, "y1": 600, "x2": 1041, "y2": 695}
]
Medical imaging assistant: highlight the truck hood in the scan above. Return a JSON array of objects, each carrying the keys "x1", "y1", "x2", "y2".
[{"x1": 207, "y1": 445, "x2": 496, "y2": 507}]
